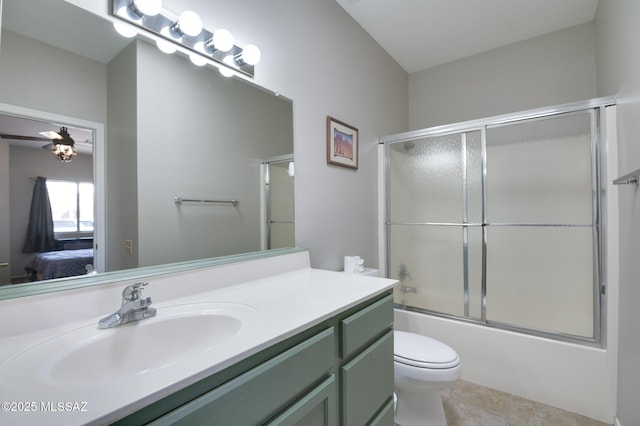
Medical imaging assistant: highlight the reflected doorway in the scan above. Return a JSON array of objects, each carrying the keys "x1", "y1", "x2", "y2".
[
  {"x1": 261, "y1": 155, "x2": 294, "y2": 250},
  {"x1": 0, "y1": 105, "x2": 105, "y2": 285}
]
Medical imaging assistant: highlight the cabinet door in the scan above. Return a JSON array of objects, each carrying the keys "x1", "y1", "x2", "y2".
[
  {"x1": 341, "y1": 294, "x2": 394, "y2": 358},
  {"x1": 267, "y1": 375, "x2": 337, "y2": 426},
  {"x1": 341, "y1": 330, "x2": 394, "y2": 426},
  {"x1": 149, "y1": 328, "x2": 334, "y2": 426}
]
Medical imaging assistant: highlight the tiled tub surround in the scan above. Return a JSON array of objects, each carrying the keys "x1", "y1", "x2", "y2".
[{"x1": 0, "y1": 249, "x2": 396, "y2": 425}]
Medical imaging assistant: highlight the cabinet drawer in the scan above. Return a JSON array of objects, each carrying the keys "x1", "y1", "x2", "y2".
[
  {"x1": 340, "y1": 294, "x2": 393, "y2": 358},
  {"x1": 368, "y1": 397, "x2": 394, "y2": 426},
  {"x1": 341, "y1": 330, "x2": 394, "y2": 426},
  {"x1": 267, "y1": 375, "x2": 336, "y2": 426},
  {"x1": 150, "y1": 327, "x2": 335, "y2": 426}
]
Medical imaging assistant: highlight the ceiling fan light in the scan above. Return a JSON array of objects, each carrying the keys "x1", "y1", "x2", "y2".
[{"x1": 51, "y1": 143, "x2": 77, "y2": 162}]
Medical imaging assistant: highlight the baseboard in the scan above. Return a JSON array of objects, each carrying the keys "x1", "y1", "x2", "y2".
[{"x1": 615, "y1": 417, "x2": 622, "y2": 426}]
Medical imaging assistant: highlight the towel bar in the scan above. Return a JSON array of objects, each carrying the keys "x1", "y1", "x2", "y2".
[
  {"x1": 174, "y1": 197, "x2": 239, "y2": 205},
  {"x1": 613, "y1": 168, "x2": 640, "y2": 185}
]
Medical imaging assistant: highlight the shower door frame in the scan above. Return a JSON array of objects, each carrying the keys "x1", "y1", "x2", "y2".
[{"x1": 382, "y1": 97, "x2": 616, "y2": 347}]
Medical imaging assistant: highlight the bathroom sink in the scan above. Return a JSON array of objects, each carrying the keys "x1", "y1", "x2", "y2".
[{"x1": 0, "y1": 302, "x2": 258, "y2": 390}]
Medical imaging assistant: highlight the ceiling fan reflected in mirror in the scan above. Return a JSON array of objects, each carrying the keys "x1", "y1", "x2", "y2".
[
  {"x1": 39, "y1": 127, "x2": 77, "y2": 162},
  {"x1": 0, "y1": 125, "x2": 92, "y2": 163}
]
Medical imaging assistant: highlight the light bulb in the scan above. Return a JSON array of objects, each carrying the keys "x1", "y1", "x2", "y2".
[
  {"x1": 241, "y1": 44, "x2": 261, "y2": 65},
  {"x1": 113, "y1": 21, "x2": 137, "y2": 38},
  {"x1": 156, "y1": 38, "x2": 176, "y2": 54},
  {"x1": 220, "y1": 55, "x2": 235, "y2": 77},
  {"x1": 212, "y1": 29, "x2": 234, "y2": 52},
  {"x1": 177, "y1": 10, "x2": 203, "y2": 37},
  {"x1": 189, "y1": 53, "x2": 207, "y2": 66},
  {"x1": 133, "y1": 0, "x2": 162, "y2": 16}
]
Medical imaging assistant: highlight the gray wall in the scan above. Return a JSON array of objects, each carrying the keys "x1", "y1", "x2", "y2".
[
  {"x1": 182, "y1": 0, "x2": 410, "y2": 270},
  {"x1": 0, "y1": 30, "x2": 106, "y2": 124},
  {"x1": 135, "y1": 39, "x2": 293, "y2": 266},
  {"x1": 8, "y1": 0, "x2": 409, "y2": 272},
  {"x1": 0, "y1": 29, "x2": 101, "y2": 280},
  {"x1": 408, "y1": 22, "x2": 597, "y2": 129},
  {"x1": 106, "y1": 41, "x2": 138, "y2": 272},
  {"x1": 595, "y1": 1, "x2": 640, "y2": 424}
]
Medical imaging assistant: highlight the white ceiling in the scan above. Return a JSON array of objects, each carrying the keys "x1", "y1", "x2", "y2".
[
  {"x1": 335, "y1": 0, "x2": 599, "y2": 73},
  {"x1": 2, "y1": 0, "x2": 126, "y2": 64}
]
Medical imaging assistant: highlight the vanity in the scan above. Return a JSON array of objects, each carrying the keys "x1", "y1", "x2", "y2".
[{"x1": 0, "y1": 249, "x2": 397, "y2": 425}]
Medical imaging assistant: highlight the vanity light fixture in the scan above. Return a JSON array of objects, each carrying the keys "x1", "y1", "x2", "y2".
[
  {"x1": 206, "y1": 29, "x2": 234, "y2": 53},
  {"x1": 111, "y1": 0, "x2": 261, "y2": 78},
  {"x1": 189, "y1": 52, "x2": 208, "y2": 67},
  {"x1": 235, "y1": 44, "x2": 261, "y2": 66},
  {"x1": 219, "y1": 55, "x2": 236, "y2": 77},
  {"x1": 168, "y1": 10, "x2": 203, "y2": 38},
  {"x1": 131, "y1": 0, "x2": 162, "y2": 17},
  {"x1": 156, "y1": 38, "x2": 177, "y2": 54},
  {"x1": 113, "y1": 21, "x2": 138, "y2": 38}
]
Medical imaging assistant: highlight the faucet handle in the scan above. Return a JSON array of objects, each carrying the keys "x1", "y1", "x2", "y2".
[{"x1": 122, "y1": 282, "x2": 149, "y2": 302}]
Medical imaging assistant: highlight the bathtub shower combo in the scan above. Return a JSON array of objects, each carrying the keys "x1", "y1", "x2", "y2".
[{"x1": 382, "y1": 98, "x2": 616, "y2": 346}]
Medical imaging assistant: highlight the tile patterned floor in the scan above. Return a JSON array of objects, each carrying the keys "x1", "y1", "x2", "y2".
[{"x1": 439, "y1": 380, "x2": 612, "y2": 426}]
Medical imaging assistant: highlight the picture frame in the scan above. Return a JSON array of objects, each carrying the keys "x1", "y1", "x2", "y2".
[{"x1": 326, "y1": 116, "x2": 358, "y2": 170}]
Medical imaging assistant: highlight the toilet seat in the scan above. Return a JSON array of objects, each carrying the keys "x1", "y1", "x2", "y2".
[{"x1": 394, "y1": 331, "x2": 460, "y2": 369}]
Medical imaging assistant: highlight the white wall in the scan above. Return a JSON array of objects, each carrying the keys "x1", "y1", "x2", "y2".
[
  {"x1": 408, "y1": 22, "x2": 597, "y2": 129},
  {"x1": 595, "y1": 1, "x2": 640, "y2": 424}
]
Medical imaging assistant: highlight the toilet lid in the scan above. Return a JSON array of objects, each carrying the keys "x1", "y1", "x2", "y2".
[{"x1": 394, "y1": 331, "x2": 460, "y2": 369}]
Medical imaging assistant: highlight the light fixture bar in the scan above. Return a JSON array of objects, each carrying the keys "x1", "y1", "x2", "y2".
[{"x1": 112, "y1": 0, "x2": 257, "y2": 78}]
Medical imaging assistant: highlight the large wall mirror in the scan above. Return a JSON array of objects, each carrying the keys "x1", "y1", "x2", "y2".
[{"x1": 0, "y1": 0, "x2": 294, "y2": 297}]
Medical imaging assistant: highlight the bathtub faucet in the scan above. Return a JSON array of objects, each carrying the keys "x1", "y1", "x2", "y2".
[
  {"x1": 400, "y1": 284, "x2": 417, "y2": 294},
  {"x1": 98, "y1": 282, "x2": 157, "y2": 328}
]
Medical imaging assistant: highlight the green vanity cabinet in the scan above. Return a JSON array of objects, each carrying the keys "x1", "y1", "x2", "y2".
[
  {"x1": 116, "y1": 291, "x2": 394, "y2": 426},
  {"x1": 340, "y1": 294, "x2": 395, "y2": 425}
]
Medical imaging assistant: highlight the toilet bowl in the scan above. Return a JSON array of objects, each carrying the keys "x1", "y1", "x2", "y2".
[{"x1": 394, "y1": 330, "x2": 461, "y2": 426}]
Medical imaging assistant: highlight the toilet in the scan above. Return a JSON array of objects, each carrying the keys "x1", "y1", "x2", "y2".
[{"x1": 394, "y1": 330, "x2": 461, "y2": 426}]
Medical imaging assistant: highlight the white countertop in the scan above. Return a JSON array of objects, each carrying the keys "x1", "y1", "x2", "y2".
[{"x1": 0, "y1": 252, "x2": 396, "y2": 425}]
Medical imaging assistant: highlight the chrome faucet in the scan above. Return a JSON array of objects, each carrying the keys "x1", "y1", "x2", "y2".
[{"x1": 98, "y1": 282, "x2": 157, "y2": 328}]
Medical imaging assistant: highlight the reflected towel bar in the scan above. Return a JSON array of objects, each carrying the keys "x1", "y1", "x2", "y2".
[
  {"x1": 174, "y1": 197, "x2": 239, "y2": 205},
  {"x1": 613, "y1": 169, "x2": 640, "y2": 185}
]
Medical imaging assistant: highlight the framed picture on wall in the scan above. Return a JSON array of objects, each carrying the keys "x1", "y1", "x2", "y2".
[{"x1": 326, "y1": 116, "x2": 358, "y2": 170}]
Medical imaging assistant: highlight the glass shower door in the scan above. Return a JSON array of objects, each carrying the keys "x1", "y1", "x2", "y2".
[
  {"x1": 387, "y1": 131, "x2": 483, "y2": 319},
  {"x1": 484, "y1": 111, "x2": 596, "y2": 337},
  {"x1": 385, "y1": 106, "x2": 602, "y2": 343}
]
